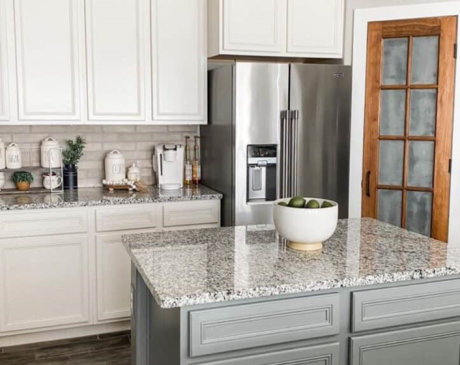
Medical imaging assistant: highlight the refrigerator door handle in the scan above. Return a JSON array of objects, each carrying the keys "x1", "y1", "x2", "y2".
[
  {"x1": 286, "y1": 110, "x2": 292, "y2": 197},
  {"x1": 280, "y1": 110, "x2": 289, "y2": 198},
  {"x1": 292, "y1": 110, "x2": 299, "y2": 197}
]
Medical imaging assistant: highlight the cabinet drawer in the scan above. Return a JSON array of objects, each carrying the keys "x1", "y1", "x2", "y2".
[
  {"x1": 95, "y1": 205, "x2": 159, "y2": 232},
  {"x1": 197, "y1": 343, "x2": 340, "y2": 365},
  {"x1": 351, "y1": 322, "x2": 460, "y2": 365},
  {"x1": 163, "y1": 200, "x2": 219, "y2": 228},
  {"x1": 189, "y1": 294, "x2": 339, "y2": 357},
  {"x1": 352, "y1": 280, "x2": 460, "y2": 332},
  {"x1": 0, "y1": 209, "x2": 88, "y2": 238}
]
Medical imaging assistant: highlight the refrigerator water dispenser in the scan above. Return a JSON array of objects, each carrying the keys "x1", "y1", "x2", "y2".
[{"x1": 247, "y1": 145, "x2": 277, "y2": 202}]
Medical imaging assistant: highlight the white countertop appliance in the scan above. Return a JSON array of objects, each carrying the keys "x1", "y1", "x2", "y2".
[{"x1": 156, "y1": 144, "x2": 184, "y2": 190}]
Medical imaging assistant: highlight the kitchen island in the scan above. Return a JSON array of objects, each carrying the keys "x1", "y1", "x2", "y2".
[{"x1": 123, "y1": 219, "x2": 460, "y2": 365}]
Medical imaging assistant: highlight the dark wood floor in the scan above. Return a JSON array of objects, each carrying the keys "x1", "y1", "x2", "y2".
[{"x1": 0, "y1": 331, "x2": 131, "y2": 365}]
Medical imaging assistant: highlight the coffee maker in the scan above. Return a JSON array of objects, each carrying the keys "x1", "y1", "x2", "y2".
[{"x1": 155, "y1": 144, "x2": 184, "y2": 190}]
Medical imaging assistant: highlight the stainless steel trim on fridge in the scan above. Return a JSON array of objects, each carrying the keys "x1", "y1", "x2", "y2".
[{"x1": 201, "y1": 62, "x2": 352, "y2": 227}]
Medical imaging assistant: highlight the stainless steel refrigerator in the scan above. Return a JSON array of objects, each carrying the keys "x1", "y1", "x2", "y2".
[{"x1": 201, "y1": 62, "x2": 352, "y2": 227}]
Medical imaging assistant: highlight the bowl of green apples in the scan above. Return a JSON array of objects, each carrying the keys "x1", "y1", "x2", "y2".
[{"x1": 273, "y1": 196, "x2": 338, "y2": 251}]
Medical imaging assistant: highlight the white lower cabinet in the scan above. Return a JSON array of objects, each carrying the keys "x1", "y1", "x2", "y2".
[
  {"x1": 95, "y1": 233, "x2": 132, "y2": 322},
  {"x1": 0, "y1": 234, "x2": 90, "y2": 333},
  {"x1": 0, "y1": 199, "x2": 220, "y2": 342}
]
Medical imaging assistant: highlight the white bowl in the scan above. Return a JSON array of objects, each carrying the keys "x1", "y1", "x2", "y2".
[{"x1": 273, "y1": 197, "x2": 338, "y2": 251}]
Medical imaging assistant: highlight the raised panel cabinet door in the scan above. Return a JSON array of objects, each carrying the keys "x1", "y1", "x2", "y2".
[
  {"x1": 95, "y1": 234, "x2": 131, "y2": 322},
  {"x1": 85, "y1": 0, "x2": 147, "y2": 121},
  {"x1": 0, "y1": 0, "x2": 9, "y2": 120},
  {"x1": 13, "y1": 0, "x2": 82, "y2": 120},
  {"x1": 0, "y1": 235, "x2": 90, "y2": 333},
  {"x1": 286, "y1": 0, "x2": 343, "y2": 57},
  {"x1": 151, "y1": 0, "x2": 206, "y2": 122},
  {"x1": 222, "y1": 0, "x2": 286, "y2": 54},
  {"x1": 351, "y1": 322, "x2": 460, "y2": 365}
]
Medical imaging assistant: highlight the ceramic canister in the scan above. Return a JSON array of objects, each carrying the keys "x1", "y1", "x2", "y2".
[
  {"x1": 105, "y1": 150, "x2": 126, "y2": 182},
  {"x1": 41, "y1": 137, "x2": 61, "y2": 168},
  {"x1": 0, "y1": 172, "x2": 4, "y2": 190},
  {"x1": 6, "y1": 143, "x2": 22, "y2": 169},
  {"x1": 0, "y1": 137, "x2": 5, "y2": 170},
  {"x1": 127, "y1": 163, "x2": 141, "y2": 182}
]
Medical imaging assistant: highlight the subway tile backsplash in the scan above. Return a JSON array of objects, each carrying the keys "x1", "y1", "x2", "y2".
[{"x1": 0, "y1": 125, "x2": 198, "y2": 189}]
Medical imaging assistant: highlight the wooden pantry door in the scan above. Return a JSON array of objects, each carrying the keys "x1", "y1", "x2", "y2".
[{"x1": 362, "y1": 17, "x2": 457, "y2": 242}]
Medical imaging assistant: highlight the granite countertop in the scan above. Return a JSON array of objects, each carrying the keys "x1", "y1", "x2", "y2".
[
  {"x1": 122, "y1": 218, "x2": 460, "y2": 308},
  {"x1": 0, "y1": 185, "x2": 222, "y2": 211}
]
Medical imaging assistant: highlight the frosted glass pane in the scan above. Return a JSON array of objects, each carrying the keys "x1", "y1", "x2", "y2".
[
  {"x1": 382, "y1": 38, "x2": 408, "y2": 85},
  {"x1": 411, "y1": 36, "x2": 439, "y2": 84},
  {"x1": 406, "y1": 191, "x2": 432, "y2": 237},
  {"x1": 410, "y1": 89, "x2": 437, "y2": 136},
  {"x1": 408, "y1": 142, "x2": 434, "y2": 188},
  {"x1": 380, "y1": 90, "x2": 406, "y2": 136},
  {"x1": 379, "y1": 141, "x2": 404, "y2": 185},
  {"x1": 378, "y1": 190, "x2": 402, "y2": 227}
]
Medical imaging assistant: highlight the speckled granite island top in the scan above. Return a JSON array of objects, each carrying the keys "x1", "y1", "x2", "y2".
[
  {"x1": 122, "y1": 218, "x2": 460, "y2": 308},
  {"x1": 0, "y1": 185, "x2": 222, "y2": 211}
]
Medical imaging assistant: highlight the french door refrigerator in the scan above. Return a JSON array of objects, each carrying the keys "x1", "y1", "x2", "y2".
[{"x1": 201, "y1": 62, "x2": 352, "y2": 227}]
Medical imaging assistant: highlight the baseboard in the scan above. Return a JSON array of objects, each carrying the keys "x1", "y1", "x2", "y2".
[{"x1": 0, "y1": 321, "x2": 130, "y2": 348}]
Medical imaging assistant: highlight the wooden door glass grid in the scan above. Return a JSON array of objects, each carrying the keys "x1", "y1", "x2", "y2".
[
  {"x1": 362, "y1": 17, "x2": 457, "y2": 242},
  {"x1": 377, "y1": 34, "x2": 438, "y2": 236}
]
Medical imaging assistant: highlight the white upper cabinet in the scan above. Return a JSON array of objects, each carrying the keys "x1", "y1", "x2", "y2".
[
  {"x1": 85, "y1": 0, "x2": 147, "y2": 121},
  {"x1": 0, "y1": 0, "x2": 207, "y2": 125},
  {"x1": 286, "y1": 0, "x2": 343, "y2": 57},
  {"x1": 208, "y1": 0, "x2": 344, "y2": 59},
  {"x1": 151, "y1": 0, "x2": 206, "y2": 123},
  {"x1": 0, "y1": 0, "x2": 9, "y2": 120},
  {"x1": 221, "y1": 0, "x2": 286, "y2": 54},
  {"x1": 13, "y1": 0, "x2": 83, "y2": 121}
]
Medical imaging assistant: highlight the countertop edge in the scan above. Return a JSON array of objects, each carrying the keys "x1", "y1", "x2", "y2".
[
  {"x1": 0, "y1": 192, "x2": 223, "y2": 211},
  {"x1": 155, "y1": 267, "x2": 460, "y2": 308}
]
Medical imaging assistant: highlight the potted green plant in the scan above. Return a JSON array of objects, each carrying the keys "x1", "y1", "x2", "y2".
[
  {"x1": 62, "y1": 136, "x2": 86, "y2": 190},
  {"x1": 12, "y1": 171, "x2": 34, "y2": 191}
]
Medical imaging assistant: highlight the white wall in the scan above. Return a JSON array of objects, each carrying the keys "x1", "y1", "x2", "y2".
[{"x1": 344, "y1": 0, "x2": 455, "y2": 65}]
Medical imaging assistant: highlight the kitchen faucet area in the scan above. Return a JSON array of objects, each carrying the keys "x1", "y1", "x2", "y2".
[{"x1": 1, "y1": 1, "x2": 460, "y2": 365}]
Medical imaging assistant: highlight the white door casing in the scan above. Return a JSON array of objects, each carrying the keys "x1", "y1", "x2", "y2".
[
  {"x1": 349, "y1": 2, "x2": 460, "y2": 244},
  {"x1": 151, "y1": 0, "x2": 207, "y2": 122},
  {"x1": 85, "y1": 0, "x2": 147, "y2": 121},
  {"x1": 13, "y1": 0, "x2": 83, "y2": 120}
]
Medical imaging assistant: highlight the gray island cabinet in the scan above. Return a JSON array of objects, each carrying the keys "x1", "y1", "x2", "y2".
[{"x1": 122, "y1": 219, "x2": 460, "y2": 365}]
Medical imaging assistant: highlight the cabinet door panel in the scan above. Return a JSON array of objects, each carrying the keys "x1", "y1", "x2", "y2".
[
  {"x1": 0, "y1": 0, "x2": 9, "y2": 120},
  {"x1": 287, "y1": 0, "x2": 343, "y2": 57},
  {"x1": 351, "y1": 322, "x2": 460, "y2": 365},
  {"x1": 151, "y1": 0, "x2": 206, "y2": 122},
  {"x1": 0, "y1": 235, "x2": 90, "y2": 333},
  {"x1": 96, "y1": 234, "x2": 131, "y2": 322},
  {"x1": 13, "y1": 0, "x2": 82, "y2": 120},
  {"x1": 222, "y1": 0, "x2": 285, "y2": 54},
  {"x1": 85, "y1": 0, "x2": 146, "y2": 121}
]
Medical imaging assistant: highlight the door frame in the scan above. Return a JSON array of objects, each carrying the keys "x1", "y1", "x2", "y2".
[{"x1": 349, "y1": 1, "x2": 460, "y2": 243}]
